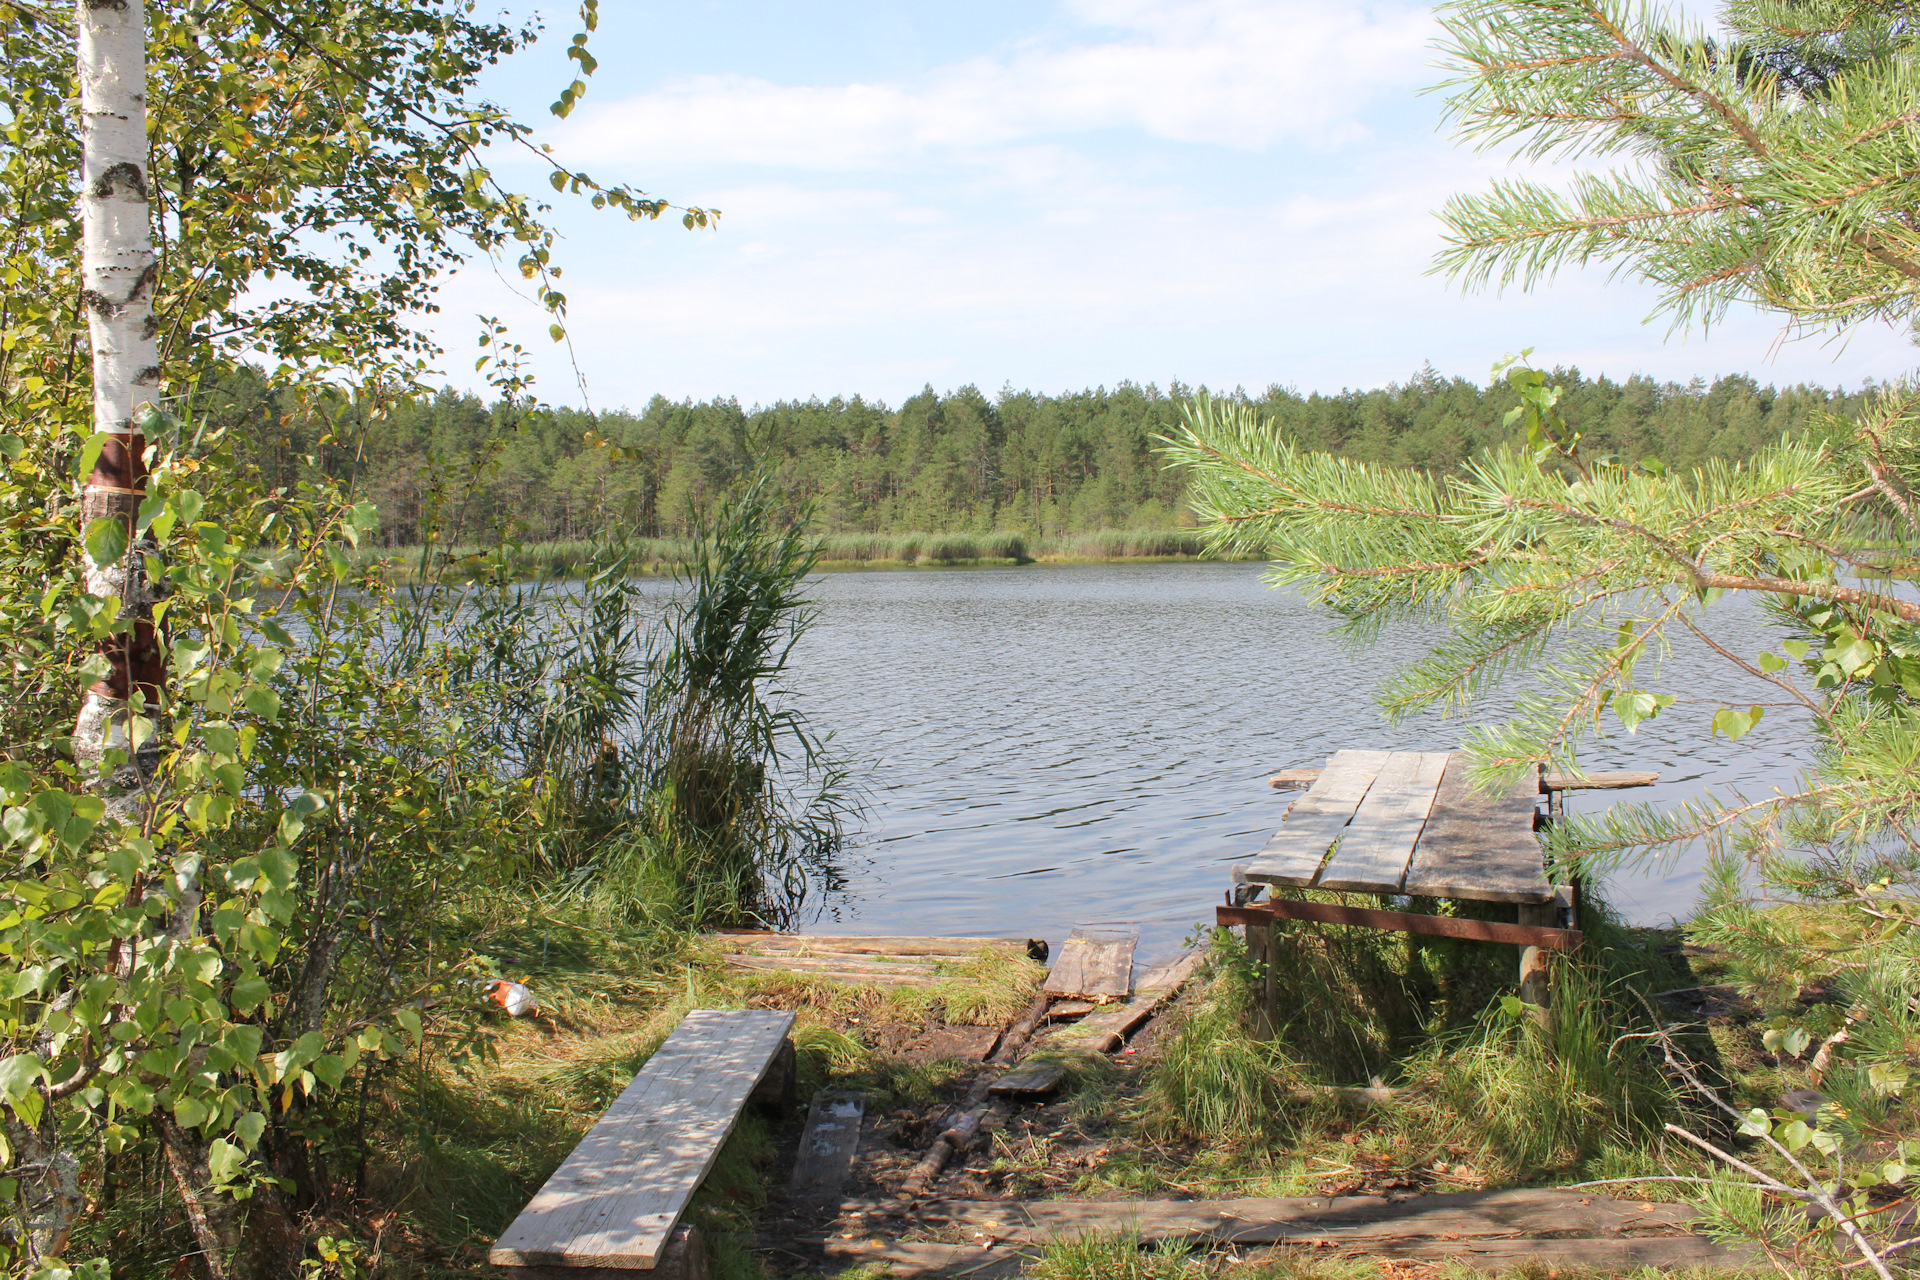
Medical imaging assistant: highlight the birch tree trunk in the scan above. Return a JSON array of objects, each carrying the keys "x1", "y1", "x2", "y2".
[{"x1": 76, "y1": 0, "x2": 163, "y2": 777}]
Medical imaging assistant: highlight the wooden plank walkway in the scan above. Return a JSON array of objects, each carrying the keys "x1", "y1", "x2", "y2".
[
  {"x1": 1042, "y1": 927, "x2": 1135, "y2": 1002},
  {"x1": 1404, "y1": 755, "x2": 1551, "y2": 902},
  {"x1": 1243, "y1": 749, "x2": 1389, "y2": 886},
  {"x1": 1055, "y1": 949, "x2": 1205, "y2": 1052},
  {"x1": 1315, "y1": 751, "x2": 1448, "y2": 893},
  {"x1": 490, "y1": 1009, "x2": 794, "y2": 1269},
  {"x1": 1241, "y1": 750, "x2": 1551, "y2": 904}
]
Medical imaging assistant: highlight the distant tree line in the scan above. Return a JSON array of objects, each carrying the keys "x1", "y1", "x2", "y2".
[{"x1": 196, "y1": 365, "x2": 1872, "y2": 547}]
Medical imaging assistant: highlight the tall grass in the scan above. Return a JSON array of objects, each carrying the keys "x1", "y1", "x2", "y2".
[
  {"x1": 1145, "y1": 894, "x2": 1698, "y2": 1181},
  {"x1": 409, "y1": 477, "x2": 851, "y2": 927},
  {"x1": 367, "y1": 527, "x2": 1246, "y2": 578}
]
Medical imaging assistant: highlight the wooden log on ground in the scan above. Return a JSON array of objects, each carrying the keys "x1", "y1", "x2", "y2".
[
  {"x1": 897, "y1": 1103, "x2": 1001, "y2": 1197},
  {"x1": 1042, "y1": 927, "x2": 1136, "y2": 1002},
  {"x1": 790, "y1": 1090, "x2": 865, "y2": 1200},
  {"x1": 1540, "y1": 770, "x2": 1659, "y2": 791},
  {"x1": 989, "y1": 992, "x2": 1053, "y2": 1065}
]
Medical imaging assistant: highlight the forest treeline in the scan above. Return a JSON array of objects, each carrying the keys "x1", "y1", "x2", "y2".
[{"x1": 201, "y1": 365, "x2": 1870, "y2": 546}]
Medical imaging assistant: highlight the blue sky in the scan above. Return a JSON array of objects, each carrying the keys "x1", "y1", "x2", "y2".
[{"x1": 436, "y1": 0, "x2": 1919, "y2": 412}]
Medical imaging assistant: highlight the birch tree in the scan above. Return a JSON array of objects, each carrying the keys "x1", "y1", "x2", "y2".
[{"x1": 0, "y1": 1, "x2": 713, "y2": 1275}]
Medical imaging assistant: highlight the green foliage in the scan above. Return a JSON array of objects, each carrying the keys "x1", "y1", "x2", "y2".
[
  {"x1": 1435, "y1": 0, "x2": 1920, "y2": 336},
  {"x1": 193, "y1": 368, "x2": 1865, "y2": 550},
  {"x1": 1144, "y1": 940, "x2": 1298, "y2": 1145}
]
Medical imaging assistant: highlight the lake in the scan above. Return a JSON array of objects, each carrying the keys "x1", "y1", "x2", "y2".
[{"x1": 772, "y1": 561, "x2": 1811, "y2": 963}]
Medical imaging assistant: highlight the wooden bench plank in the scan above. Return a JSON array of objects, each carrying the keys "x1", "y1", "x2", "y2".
[
  {"x1": 490, "y1": 1009, "x2": 795, "y2": 1269},
  {"x1": 1042, "y1": 927, "x2": 1135, "y2": 1002},
  {"x1": 1316, "y1": 751, "x2": 1448, "y2": 894},
  {"x1": 1240, "y1": 749, "x2": 1389, "y2": 886},
  {"x1": 1403, "y1": 755, "x2": 1550, "y2": 904}
]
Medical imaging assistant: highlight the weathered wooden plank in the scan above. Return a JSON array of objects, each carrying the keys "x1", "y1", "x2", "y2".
[
  {"x1": 988, "y1": 1061, "x2": 1068, "y2": 1096},
  {"x1": 721, "y1": 954, "x2": 939, "y2": 976},
  {"x1": 1042, "y1": 928, "x2": 1135, "y2": 1002},
  {"x1": 1403, "y1": 754, "x2": 1550, "y2": 904},
  {"x1": 724, "y1": 959, "x2": 940, "y2": 987},
  {"x1": 1219, "y1": 901, "x2": 1582, "y2": 951},
  {"x1": 1352, "y1": 1236, "x2": 1754, "y2": 1267},
  {"x1": 889, "y1": 1189, "x2": 1700, "y2": 1243},
  {"x1": 790, "y1": 1090, "x2": 865, "y2": 1199},
  {"x1": 1056, "y1": 949, "x2": 1206, "y2": 1052},
  {"x1": 1316, "y1": 751, "x2": 1448, "y2": 894},
  {"x1": 1268, "y1": 768, "x2": 1323, "y2": 790},
  {"x1": 1541, "y1": 769, "x2": 1659, "y2": 791},
  {"x1": 713, "y1": 932, "x2": 1044, "y2": 959},
  {"x1": 806, "y1": 1233, "x2": 1747, "y2": 1277},
  {"x1": 489, "y1": 1009, "x2": 795, "y2": 1269},
  {"x1": 1241, "y1": 749, "x2": 1390, "y2": 886}
]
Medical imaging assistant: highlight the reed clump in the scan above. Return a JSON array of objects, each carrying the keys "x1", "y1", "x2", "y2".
[{"x1": 367, "y1": 527, "x2": 1242, "y2": 578}]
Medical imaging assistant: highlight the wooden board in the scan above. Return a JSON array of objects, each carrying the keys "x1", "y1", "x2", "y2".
[
  {"x1": 1057, "y1": 948, "x2": 1205, "y2": 1052},
  {"x1": 1315, "y1": 751, "x2": 1448, "y2": 894},
  {"x1": 888, "y1": 1189, "x2": 1701, "y2": 1244},
  {"x1": 490, "y1": 1009, "x2": 795, "y2": 1269},
  {"x1": 722, "y1": 954, "x2": 940, "y2": 976},
  {"x1": 1218, "y1": 901, "x2": 1581, "y2": 950},
  {"x1": 806, "y1": 1235, "x2": 1747, "y2": 1277},
  {"x1": 1042, "y1": 928, "x2": 1135, "y2": 1002},
  {"x1": 713, "y1": 932, "x2": 1044, "y2": 959},
  {"x1": 988, "y1": 1062, "x2": 1068, "y2": 1096},
  {"x1": 1403, "y1": 754, "x2": 1550, "y2": 904},
  {"x1": 1541, "y1": 769, "x2": 1658, "y2": 791},
  {"x1": 1241, "y1": 749, "x2": 1389, "y2": 886},
  {"x1": 1346, "y1": 1235, "x2": 1754, "y2": 1267},
  {"x1": 790, "y1": 1090, "x2": 865, "y2": 1199}
]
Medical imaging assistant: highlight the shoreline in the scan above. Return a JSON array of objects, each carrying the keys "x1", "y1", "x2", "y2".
[{"x1": 366, "y1": 535, "x2": 1263, "y2": 583}]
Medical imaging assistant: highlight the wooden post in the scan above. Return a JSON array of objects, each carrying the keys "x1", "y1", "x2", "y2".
[
  {"x1": 1245, "y1": 917, "x2": 1274, "y2": 1038},
  {"x1": 1517, "y1": 901, "x2": 1554, "y2": 1026}
]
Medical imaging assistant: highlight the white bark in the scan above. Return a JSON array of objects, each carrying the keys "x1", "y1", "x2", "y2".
[
  {"x1": 79, "y1": 0, "x2": 158, "y2": 442},
  {"x1": 75, "y1": 0, "x2": 158, "y2": 769}
]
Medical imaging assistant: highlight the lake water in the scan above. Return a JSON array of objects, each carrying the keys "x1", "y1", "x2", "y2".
[{"x1": 767, "y1": 561, "x2": 1811, "y2": 964}]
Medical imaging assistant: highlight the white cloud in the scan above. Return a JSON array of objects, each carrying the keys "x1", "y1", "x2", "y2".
[
  {"x1": 554, "y1": 0, "x2": 1432, "y2": 171},
  {"x1": 426, "y1": 0, "x2": 1916, "y2": 408}
]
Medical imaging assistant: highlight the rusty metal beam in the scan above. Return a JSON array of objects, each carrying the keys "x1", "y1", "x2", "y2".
[{"x1": 1216, "y1": 900, "x2": 1583, "y2": 951}]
